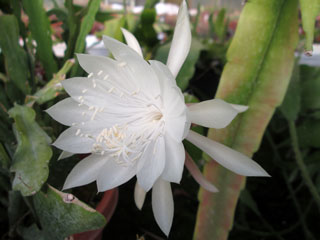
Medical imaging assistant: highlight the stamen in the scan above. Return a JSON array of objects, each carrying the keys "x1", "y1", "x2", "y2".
[
  {"x1": 97, "y1": 70, "x2": 103, "y2": 76},
  {"x1": 82, "y1": 89, "x2": 88, "y2": 93},
  {"x1": 75, "y1": 129, "x2": 81, "y2": 136},
  {"x1": 118, "y1": 62, "x2": 127, "y2": 67},
  {"x1": 108, "y1": 87, "x2": 115, "y2": 93},
  {"x1": 88, "y1": 72, "x2": 93, "y2": 78},
  {"x1": 103, "y1": 75, "x2": 109, "y2": 80},
  {"x1": 91, "y1": 107, "x2": 99, "y2": 121}
]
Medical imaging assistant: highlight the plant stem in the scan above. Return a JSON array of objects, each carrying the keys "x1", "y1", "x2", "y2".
[
  {"x1": 266, "y1": 131, "x2": 315, "y2": 240},
  {"x1": 288, "y1": 120, "x2": 320, "y2": 212}
]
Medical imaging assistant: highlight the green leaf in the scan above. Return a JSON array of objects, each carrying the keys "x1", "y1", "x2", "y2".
[
  {"x1": 29, "y1": 185, "x2": 106, "y2": 239},
  {"x1": 155, "y1": 38, "x2": 204, "y2": 91},
  {"x1": 97, "y1": 17, "x2": 126, "y2": 41},
  {"x1": 64, "y1": 0, "x2": 81, "y2": 61},
  {"x1": 297, "y1": 119, "x2": 320, "y2": 148},
  {"x1": 19, "y1": 224, "x2": 46, "y2": 240},
  {"x1": 239, "y1": 189, "x2": 260, "y2": 216},
  {"x1": 135, "y1": 8, "x2": 158, "y2": 49},
  {"x1": 9, "y1": 104, "x2": 52, "y2": 196},
  {"x1": 0, "y1": 15, "x2": 29, "y2": 94},
  {"x1": 214, "y1": 9, "x2": 227, "y2": 41},
  {"x1": 22, "y1": 0, "x2": 58, "y2": 79},
  {"x1": 71, "y1": 0, "x2": 102, "y2": 77},
  {"x1": 301, "y1": 72, "x2": 320, "y2": 111},
  {"x1": 8, "y1": 191, "x2": 27, "y2": 230},
  {"x1": 28, "y1": 59, "x2": 74, "y2": 105},
  {"x1": 176, "y1": 38, "x2": 203, "y2": 91},
  {"x1": 0, "y1": 143, "x2": 11, "y2": 170},
  {"x1": 194, "y1": 0, "x2": 299, "y2": 239},
  {"x1": 299, "y1": 0, "x2": 320, "y2": 52},
  {"x1": 280, "y1": 60, "x2": 301, "y2": 120}
]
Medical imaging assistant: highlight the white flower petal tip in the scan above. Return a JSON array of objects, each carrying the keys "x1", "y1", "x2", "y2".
[
  {"x1": 166, "y1": 0, "x2": 191, "y2": 78},
  {"x1": 134, "y1": 182, "x2": 147, "y2": 210},
  {"x1": 121, "y1": 28, "x2": 143, "y2": 57},
  {"x1": 185, "y1": 153, "x2": 218, "y2": 192},
  {"x1": 230, "y1": 104, "x2": 249, "y2": 113},
  {"x1": 62, "y1": 155, "x2": 107, "y2": 190},
  {"x1": 186, "y1": 131, "x2": 270, "y2": 177},
  {"x1": 58, "y1": 151, "x2": 74, "y2": 161},
  {"x1": 152, "y1": 179, "x2": 174, "y2": 236},
  {"x1": 188, "y1": 99, "x2": 246, "y2": 129}
]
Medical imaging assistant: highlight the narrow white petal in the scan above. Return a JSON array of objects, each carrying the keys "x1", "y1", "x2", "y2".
[
  {"x1": 166, "y1": 0, "x2": 191, "y2": 78},
  {"x1": 134, "y1": 181, "x2": 147, "y2": 210},
  {"x1": 230, "y1": 104, "x2": 249, "y2": 112},
  {"x1": 63, "y1": 154, "x2": 107, "y2": 190},
  {"x1": 152, "y1": 178, "x2": 174, "y2": 236},
  {"x1": 185, "y1": 153, "x2": 218, "y2": 192},
  {"x1": 53, "y1": 127, "x2": 94, "y2": 154},
  {"x1": 62, "y1": 77, "x2": 121, "y2": 107},
  {"x1": 58, "y1": 151, "x2": 74, "y2": 160},
  {"x1": 121, "y1": 28, "x2": 143, "y2": 57},
  {"x1": 46, "y1": 98, "x2": 91, "y2": 126},
  {"x1": 96, "y1": 158, "x2": 137, "y2": 192},
  {"x1": 76, "y1": 54, "x2": 138, "y2": 94},
  {"x1": 186, "y1": 131, "x2": 270, "y2": 176},
  {"x1": 137, "y1": 137, "x2": 166, "y2": 192},
  {"x1": 149, "y1": 60, "x2": 177, "y2": 88},
  {"x1": 103, "y1": 36, "x2": 160, "y2": 98},
  {"x1": 188, "y1": 99, "x2": 244, "y2": 129},
  {"x1": 161, "y1": 134, "x2": 185, "y2": 183}
]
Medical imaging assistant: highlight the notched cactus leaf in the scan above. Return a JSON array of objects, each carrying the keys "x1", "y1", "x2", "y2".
[{"x1": 9, "y1": 104, "x2": 52, "y2": 196}]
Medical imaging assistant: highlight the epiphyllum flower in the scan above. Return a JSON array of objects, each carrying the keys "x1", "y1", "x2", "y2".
[{"x1": 47, "y1": 1, "x2": 269, "y2": 236}]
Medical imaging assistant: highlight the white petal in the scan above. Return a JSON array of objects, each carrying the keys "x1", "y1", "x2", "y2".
[
  {"x1": 58, "y1": 151, "x2": 74, "y2": 160},
  {"x1": 62, "y1": 77, "x2": 121, "y2": 107},
  {"x1": 76, "y1": 54, "x2": 137, "y2": 93},
  {"x1": 166, "y1": 0, "x2": 191, "y2": 78},
  {"x1": 134, "y1": 181, "x2": 147, "y2": 210},
  {"x1": 52, "y1": 127, "x2": 94, "y2": 154},
  {"x1": 46, "y1": 98, "x2": 91, "y2": 126},
  {"x1": 96, "y1": 158, "x2": 137, "y2": 192},
  {"x1": 230, "y1": 104, "x2": 249, "y2": 112},
  {"x1": 152, "y1": 178, "x2": 174, "y2": 236},
  {"x1": 161, "y1": 134, "x2": 185, "y2": 183},
  {"x1": 103, "y1": 36, "x2": 160, "y2": 98},
  {"x1": 165, "y1": 115, "x2": 188, "y2": 142},
  {"x1": 188, "y1": 99, "x2": 244, "y2": 129},
  {"x1": 149, "y1": 60, "x2": 177, "y2": 88},
  {"x1": 186, "y1": 131, "x2": 270, "y2": 176},
  {"x1": 137, "y1": 137, "x2": 166, "y2": 192},
  {"x1": 63, "y1": 154, "x2": 107, "y2": 190},
  {"x1": 185, "y1": 153, "x2": 218, "y2": 192},
  {"x1": 121, "y1": 28, "x2": 143, "y2": 57}
]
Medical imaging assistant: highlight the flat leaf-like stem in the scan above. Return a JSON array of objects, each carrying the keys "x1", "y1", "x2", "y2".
[
  {"x1": 9, "y1": 105, "x2": 52, "y2": 196},
  {"x1": 193, "y1": 1, "x2": 299, "y2": 239}
]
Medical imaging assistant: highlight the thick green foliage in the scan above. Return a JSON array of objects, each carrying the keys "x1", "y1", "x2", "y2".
[
  {"x1": 21, "y1": 186, "x2": 106, "y2": 239},
  {"x1": 194, "y1": 1, "x2": 299, "y2": 239},
  {"x1": 0, "y1": 15, "x2": 29, "y2": 94},
  {"x1": 22, "y1": 0, "x2": 58, "y2": 79},
  {"x1": 9, "y1": 105, "x2": 52, "y2": 196}
]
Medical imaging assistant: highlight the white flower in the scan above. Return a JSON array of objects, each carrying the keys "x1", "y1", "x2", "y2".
[{"x1": 47, "y1": 1, "x2": 269, "y2": 236}]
